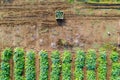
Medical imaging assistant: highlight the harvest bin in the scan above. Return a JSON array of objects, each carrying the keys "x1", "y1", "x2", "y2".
[
  {"x1": 55, "y1": 10, "x2": 64, "y2": 19},
  {"x1": 55, "y1": 10, "x2": 64, "y2": 26}
]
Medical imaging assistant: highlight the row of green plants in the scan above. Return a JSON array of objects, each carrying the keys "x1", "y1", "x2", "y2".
[
  {"x1": 74, "y1": 50, "x2": 85, "y2": 80},
  {"x1": 1, "y1": 48, "x2": 120, "y2": 80},
  {"x1": 25, "y1": 50, "x2": 36, "y2": 80},
  {"x1": 86, "y1": 49, "x2": 96, "y2": 80},
  {"x1": 50, "y1": 51, "x2": 61, "y2": 80},
  {"x1": 13, "y1": 48, "x2": 25, "y2": 80},
  {"x1": 39, "y1": 50, "x2": 49, "y2": 80},
  {"x1": 110, "y1": 51, "x2": 120, "y2": 80},
  {"x1": 0, "y1": 48, "x2": 12, "y2": 80},
  {"x1": 97, "y1": 51, "x2": 107, "y2": 80},
  {"x1": 62, "y1": 51, "x2": 72, "y2": 80}
]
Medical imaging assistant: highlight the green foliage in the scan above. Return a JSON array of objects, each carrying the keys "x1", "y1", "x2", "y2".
[
  {"x1": 50, "y1": 50, "x2": 61, "y2": 80},
  {"x1": 1, "y1": 48, "x2": 12, "y2": 62},
  {"x1": 62, "y1": 51, "x2": 72, "y2": 80},
  {"x1": 0, "y1": 62, "x2": 10, "y2": 80},
  {"x1": 86, "y1": 49, "x2": 96, "y2": 70},
  {"x1": 110, "y1": 51, "x2": 119, "y2": 62},
  {"x1": 87, "y1": 0, "x2": 99, "y2": 2},
  {"x1": 86, "y1": 49, "x2": 96, "y2": 80},
  {"x1": 100, "y1": 42, "x2": 116, "y2": 52},
  {"x1": 74, "y1": 69, "x2": 84, "y2": 80},
  {"x1": 75, "y1": 49, "x2": 85, "y2": 68},
  {"x1": 98, "y1": 50, "x2": 107, "y2": 61},
  {"x1": 110, "y1": 51, "x2": 120, "y2": 80},
  {"x1": 62, "y1": 51, "x2": 71, "y2": 63},
  {"x1": 68, "y1": 0, "x2": 74, "y2": 3},
  {"x1": 2, "y1": 48, "x2": 120, "y2": 80},
  {"x1": 110, "y1": 63, "x2": 120, "y2": 80},
  {"x1": 25, "y1": 50, "x2": 36, "y2": 80},
  {"x1": 97, "y1": 51, "x2": 107, "y2": 80},
  {"x1": 39, "y1": 50, "x2": 49, "y2": 80},
  {"x1": 13, "y1": 48, "x2": 25, "y2": 80},
  {"x1": 74, "y1": 49, "x2": 85, "y2": 80},
  {"x1": 86, "y1": 70, "x2": 96, "y2": 80},
  {"x1": 0, "y1": 48, "x2": 12, "y2": 80}
]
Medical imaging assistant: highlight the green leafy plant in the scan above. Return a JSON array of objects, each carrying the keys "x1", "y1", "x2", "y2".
[
  {"x1": 0, "y1": 48, "x2": 12, "y2": 80},
  {"x1": 0, "y1": 62, "x2": 10, "y2": 80},
  {"x1": 39, "y1": 50, "x2": 49, "y2": 80},
  {"x1": 50, "y1": 50, "x2": 61, "y2": 80},
  {"x1": 25, "y1": 50, "x2": 36, "y2": 80},
  {"x1": 110, "y1": 63, "x2": 120, "y2": 80},
  {"x1": 86, "y1": 70, "x2": 96, "y2": 80},
  {"x1": 74, "y1": 49, "x2": 85, "y2": 80},
  {"x1": 74, "y1": 69, "x2": 84, "y2": 80},
  {"x1": 86, "y1": 49, "x2": 96, "y2": 80},
  {"x1": 13, "y1": 48, "x2": 25, "y2": 80},
  {"x1": 110, "y1": 51, "x2": 119, "y2": 62},
  {"x1": 86, "y1": 49, "x2": 96, "y2": 70},
  {"x1": 1, "y1": 48, "x2": 12, "y2": 62},
  {"x1": 97, "y1": 50, "x2": 107, "y2": 80},
  {"x1": 110, "y1": 51, "x2": 120, "y2": 80},
  {"x1": 62, "y1": 50, "x2": 72, "y2": 80}
]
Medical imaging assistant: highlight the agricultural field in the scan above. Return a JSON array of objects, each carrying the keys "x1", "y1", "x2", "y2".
[
  {"x1": 0, "y1": 0, "x2": 120, "y2": 80},
  {"x1": 0, "y1": 48, "x2": 120, "y2": 80}
]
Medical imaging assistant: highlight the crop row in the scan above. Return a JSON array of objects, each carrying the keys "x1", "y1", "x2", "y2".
[
  {"x1": 13, "y1": 48, "x2": 24, "y2": 80},
  {"x1": 39, "y1": 50, "x2": 49, "y2": 80},
  {"x1": 97, "y1": 51, "x2": 107, "y2": 80},
  {"x1": 86, "y1": 49, "x2": 96, "y2": 80},
  {"x1": 0, "y1": 48, "x2": 120, "y2": 80},
  {"x1": 74, "y1": 50, "x2": 85, "y2": 80},
  {"x1": 62, "y1": 51, "x2": 72, "y2": 80},
  {"x1": 110, "y1": 51, "x2": 120, "y2": 80},
  {"x1": 50, "y1": 50, "x2": 60, "y2": 80},
  {"x1": 25, "y1": 50, "x2": 36, "y2": 80},
  {"x1": 0, "y1": 48, "x2": 12, "y2": 80}
]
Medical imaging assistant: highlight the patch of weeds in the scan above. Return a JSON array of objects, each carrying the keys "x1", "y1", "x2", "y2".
[
  {"x1": 75, "y1": 9, "x2": 80, "y2": 15},
  {"x1": 68, "y1": 0, "x2": 74, "y2": 4},
  {"x1": 100, "y1": 42, "x2": 117, "y2": 51}
]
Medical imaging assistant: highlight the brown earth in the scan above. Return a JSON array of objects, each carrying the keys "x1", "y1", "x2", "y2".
[
  {"x1": 0, "y1": 0, "x2": 120, "y2": 80},
  {"x1": 0, "y1": 1, "x2": 120, "y2": 52}
]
